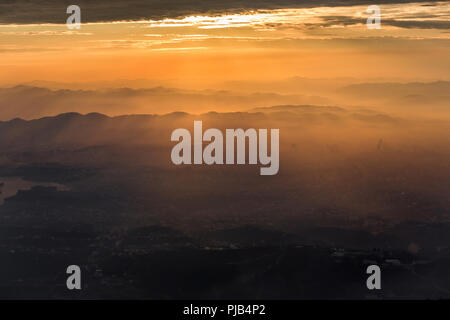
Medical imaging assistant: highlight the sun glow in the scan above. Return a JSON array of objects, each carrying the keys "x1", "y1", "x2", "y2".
[{"x1": 0, "y1": 1, "x2": 449, "y2": 84}]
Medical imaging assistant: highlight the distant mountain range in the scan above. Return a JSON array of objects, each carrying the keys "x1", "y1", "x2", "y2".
[
  {"x1": 338, "y1": 81, "x2": 450, "y2": 108},
  {"x1": 0, "y1": 80, "x2": 447, "y2": 121},
  {"x1": 0, "y1": 85, "x2": 330, "y2": 120},
  {"x1": 0, "y1": 104, "x2": 404, "y2": 153}
]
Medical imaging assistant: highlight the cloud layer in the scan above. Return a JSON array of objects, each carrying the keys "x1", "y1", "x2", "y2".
[{"x1": 0, "y1": 0, "x2": 438, "y2": 24}]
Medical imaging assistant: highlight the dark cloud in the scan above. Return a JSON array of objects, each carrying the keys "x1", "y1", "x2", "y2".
[
  {"x1": 384, "y1": 19, "x2": 450, "y2": 29},
  {"x1": 321, "y1": 15, "x2": 450, "y2": 29},
  {"x1": 0, "y1": 0, "x2": 439, "y2": 24}
]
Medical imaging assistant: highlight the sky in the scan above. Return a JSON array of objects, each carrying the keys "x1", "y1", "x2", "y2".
[{"x1": 0, "y1": 0, "x2": 449, "y2": 85}]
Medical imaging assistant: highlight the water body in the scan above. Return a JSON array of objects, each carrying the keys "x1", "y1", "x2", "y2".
[{"x1": 0, "y1": 177, "x2": 70, "y2": 204}]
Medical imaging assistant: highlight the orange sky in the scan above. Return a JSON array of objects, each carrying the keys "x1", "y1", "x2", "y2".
[{"x1": 1, "y1": 2, "x2": 449, "y2": 85}]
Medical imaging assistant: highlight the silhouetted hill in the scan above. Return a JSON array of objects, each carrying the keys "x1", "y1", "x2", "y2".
[{"x1": 0, "y1": 106, "x2": 403, "y2": 152}]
